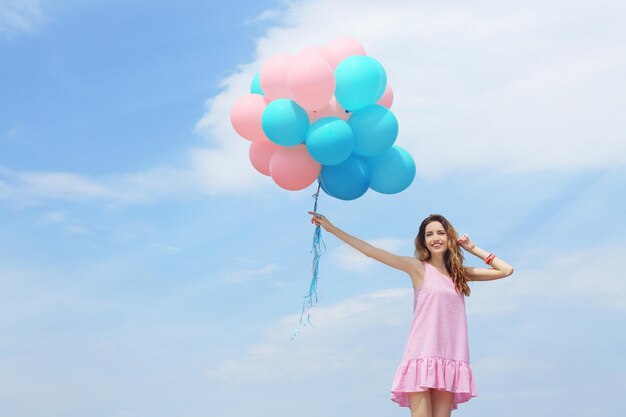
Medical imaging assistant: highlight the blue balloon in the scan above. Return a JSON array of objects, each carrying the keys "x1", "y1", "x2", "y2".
[
  {"x1": 348, "y1": 104, "x2": 398, "y2": 157},
  {"x1": 261, "y1": 99, "x2": 310, "y2": 146},
  {"x1": 305, "y1": 117, "x2": 354, "y2": 166},
  {"x1": 318, "y1": 177, "x2": 333, "y2": 197},
  {"x1": 320, "y1": 155, "x2": 370, "y2": 200},
  {"x1": 365, "y1": 145, "x2": 416, "y2": 194},
  {"x1": 250, "y1": 73, "x2": 264, "y2": 95},
  {"x1": 335, "y1": 56, "x2": 387, "y2": 112}
]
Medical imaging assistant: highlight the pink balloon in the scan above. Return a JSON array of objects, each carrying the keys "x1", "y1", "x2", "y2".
[
  {"x1": 307, "y1": 97, "x2": 348, "y2": 123},
  {"x1": 260, "y1": 54, "x2": 295, "y2": 101},
  {"x1": 249, "y1": 141, "x2": 282, "y2": 176},
  {"x1": 230, "y1": 94, "x2": 270, "y2": 142},
  {"x1": 297, "y1": 45, "x2": 337, "y2": 67},
  {"x1": 270, "y1": 145, "x2": 321, "y2": 191},
  {"x1": 377, "y1": 84, "x2": 394, "y2": 108},
  {"x1": 327, "y1": 37, "x2": 367, "y2": 64},
  {"x1": 287, "y1": 55, "x2": 336, "y2": 111}
]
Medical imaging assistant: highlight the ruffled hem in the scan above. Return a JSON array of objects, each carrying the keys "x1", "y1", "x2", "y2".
[{"x1": 390, "y1": 356, "x2": 478, "y2": 410}]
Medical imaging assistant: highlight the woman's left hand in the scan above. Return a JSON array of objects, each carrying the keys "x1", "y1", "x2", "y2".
[{"x1": 457, "y1": 234, "x2": 476, "y2": 251}]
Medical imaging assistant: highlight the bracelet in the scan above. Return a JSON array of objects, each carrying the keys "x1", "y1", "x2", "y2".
[{"x1": 485, "y1": 253, "x2": 496, "y2": 265}]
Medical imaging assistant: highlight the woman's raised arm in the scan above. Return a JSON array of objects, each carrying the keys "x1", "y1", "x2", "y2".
[
  {"x1": 309, "y1": 212, "x2": 422, "y2": 275},
  {"x1": 457, "y1": 234, "x2": 514, "y2": 281}
]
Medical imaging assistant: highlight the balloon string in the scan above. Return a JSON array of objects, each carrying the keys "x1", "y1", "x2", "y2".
[{"x1": 291, "y1": 180, "x2": 326, "y2": 341}]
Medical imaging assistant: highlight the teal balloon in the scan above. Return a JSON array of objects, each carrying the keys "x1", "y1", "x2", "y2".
[
  {"x1": 335, "y1": 56, "x2": 387, "y2": 111},
  {"x1": 372, "y1": 59, "x2": 387, "y2": 99},
  {"x1": 261, "y1": 99, "x2": 310, "y2": 146},
  {"x1": 365, "y1": 145, "x2": 415, "y2": 194},
  {"x1": 250, "y1": 73, "x2": 264, "y2": 95},
  {"x1": 320, "y1": 155, "x2": 370, "y2": 200},
  {"x1": 305, "y1": 117, "x2": 354, "y2": 166},
  {"x1": 348, "y1": 104, "x2": 398, "y2": 157}
]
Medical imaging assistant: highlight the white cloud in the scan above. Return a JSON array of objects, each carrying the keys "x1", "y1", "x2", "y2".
[
  {"x1": 196, "y1": 0, "x2": 626, "y2": 190},
  {"x1": 244, "y1": 8, "x2": 282, "y2": 25},
  {"x1": 0, "y1": 166, "x2": 132, "y2": 205},
  {"x1": 210, "y1": 242, "x2": 626, "y2": 384},
  {"x1": 3, "y1": 0, "x2": 625, "y2": 205},
  {"x1": 0, "y1": 163, "x2": 213, "y2": 206},
  {"x1": 40, "y1": 211, "x2": 66, "y2": 223},
  {"x1": 472, "y1": 355, "x2": 550, "y2": 380},
  {"x1": 188, "y1": 147, "x2": 265, "y2": 195},
  {"x1": 37, "y1": 210, "x2": 89, "y2": 234},
  {"x1": 0, "y1": 0, "x2": 43, "y2": 36},
  {"x1": 330, "y1": 237, "x2": 412, "y2": 273},
  {"x1": 0, "y1": 267, "x2": 69, "y2": 326},
  {"x1": 0, "y1": 142, "x2": 271, "y2": 205},
  {"x1": 154, "y1": 243, "x2": 183, "y2": 252},
  {"x1": 64, "y1": 224, "x2": 87, "y2": 235},
  {"x1": 207, "y1": 288, "x2": 411, "y2": 384},
  {"x1": 224, "y1": 263, "x2": 281, "y2": 283},
  {"x1": 468, "y1": 243, "x2": 626, "y2": 313},
  {"x1": 1, "y1": 127, "x2": 20, "y2": 143}
]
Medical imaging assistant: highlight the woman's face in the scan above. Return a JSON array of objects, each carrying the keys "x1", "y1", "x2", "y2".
[{"x1": 424, "y1": 221, "x2": 448, "y2": 255}]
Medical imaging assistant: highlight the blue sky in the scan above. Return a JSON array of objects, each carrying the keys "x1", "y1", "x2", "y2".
[{"x1": 1, "y1": 1, "x2": 625, "y2": 416}]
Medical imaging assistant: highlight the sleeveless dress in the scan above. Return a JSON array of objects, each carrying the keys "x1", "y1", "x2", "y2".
[{"x1": 390, "y1": 261, "x2": 478, "y2": 410}]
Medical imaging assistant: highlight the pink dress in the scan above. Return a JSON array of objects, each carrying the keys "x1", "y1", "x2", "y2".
[{"x1": 391, "y1": 261, "x2": 478, "y2": 410}]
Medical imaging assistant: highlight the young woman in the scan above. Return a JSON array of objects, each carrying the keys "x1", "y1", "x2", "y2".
[{"x1": 308, "y1": 212, "x2": 514, "y2": 417}]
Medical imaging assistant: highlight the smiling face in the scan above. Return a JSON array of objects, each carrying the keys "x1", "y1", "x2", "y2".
[
  {"x1": 413, "y1": 214, "x2": 469, "y2": 295},
  {"x1": 414, "y1": 214, "x2": 459, "y2": 261},
  {"x1": 424, "y1": 221, "x2": 449, "y2": 255}
]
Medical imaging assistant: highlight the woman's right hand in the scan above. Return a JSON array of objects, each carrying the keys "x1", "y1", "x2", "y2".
[
  {"x1": 308, "y1": 211, "x2": 335, "y2": 232},
  {"x1": 457, "y1": 234, "x2": 476, "y2": 251}
]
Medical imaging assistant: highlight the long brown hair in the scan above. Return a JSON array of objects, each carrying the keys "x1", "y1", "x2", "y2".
[{"x1": 414, "y1": 214, "x2": 471, "y2": 296}]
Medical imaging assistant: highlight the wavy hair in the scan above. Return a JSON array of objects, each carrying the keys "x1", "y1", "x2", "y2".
[{"x1": 414, "y1": 214, "x2": 471, "y2": 296}]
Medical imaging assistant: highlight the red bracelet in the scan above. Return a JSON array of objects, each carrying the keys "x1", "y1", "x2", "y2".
[{"x1": 485, "y1": 254, "x2": 496, "y2": 265}]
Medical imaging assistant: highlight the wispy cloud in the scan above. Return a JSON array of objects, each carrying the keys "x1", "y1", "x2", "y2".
[
  {"x1": 244, "y1": 8, "x2": 283, "y2": 25},
  {"x1": 154, "y1": 244, "x2": 183, "y2": 252},
  {"x1": 469, "y1": 243, "x2": 626, "y2": 314},
  {"x1": 40, "y1": 210, "x2": 66, "y2": 223},
  {"x1": 207, "y1": 288, "x2": 411, "y2": 383},
  {"x1": 224, "y1": 263, "x2": 281, "y2": 283},
  {"x1": 472, "y1": 355, "x2": 550, "y2": 381},
  {"x1": 1, "y1": 127, "x2": 20, "y2": 143},
  {"x1": 0, "y1": 0, "x2": 44, "y2": 37},
  {"x1": 37, "y1": 210, "x2": 88, "y2": 235},
  {"x1": 0, "y1": 162, "x2": 218, "y2": 206},
  {"x1": 0, "y1": 166, "x2": 130, "y2": 205}
]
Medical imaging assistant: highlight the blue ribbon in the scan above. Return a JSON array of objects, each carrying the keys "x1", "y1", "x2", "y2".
[{"x1": 291, "y1": 180, "x2": 326, "y2": 341}]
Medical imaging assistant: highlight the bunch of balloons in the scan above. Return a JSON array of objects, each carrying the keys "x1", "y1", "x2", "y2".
[{"x1": 230, "y1": 37, "x2": 415, "y2": 201}]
